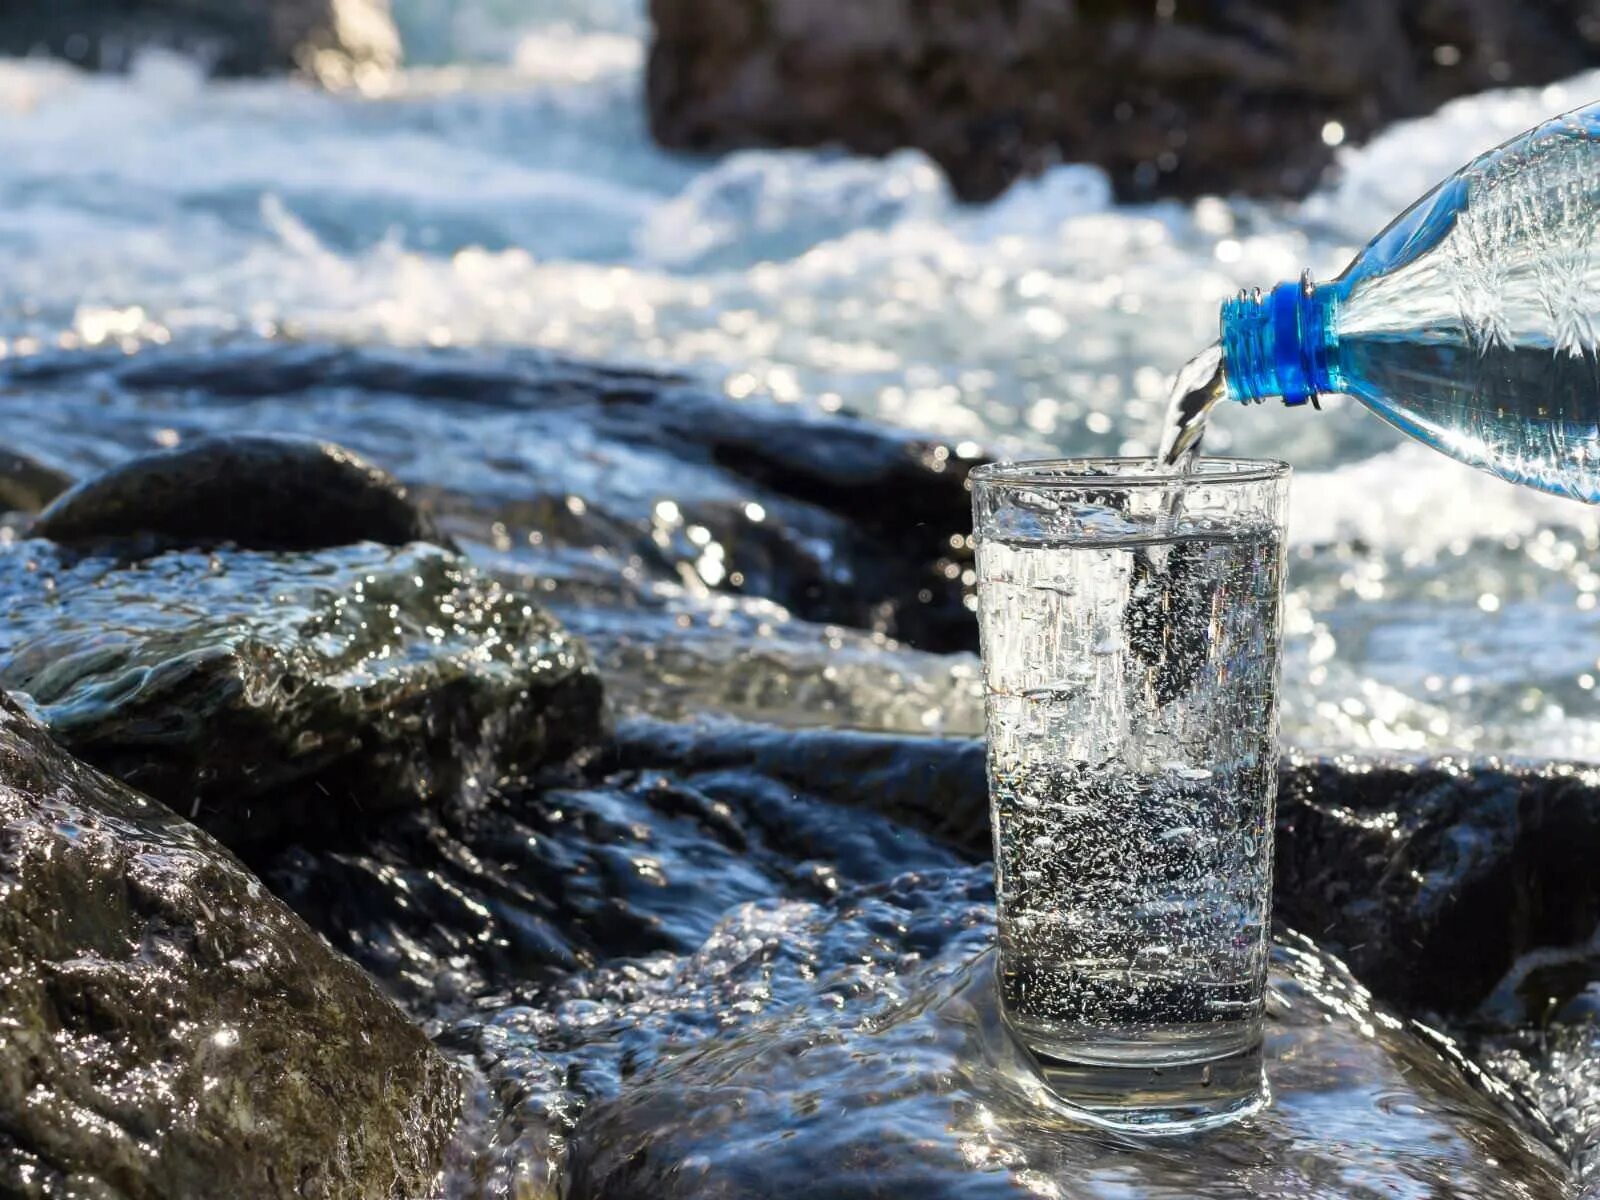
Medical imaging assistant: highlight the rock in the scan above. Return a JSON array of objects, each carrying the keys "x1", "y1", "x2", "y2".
[
  {"x1": 0, "y1": 537, "x2": 603, "y2": 850},
  {"x1": 0, "y1": 449, "x2": 72, "y2": 516},
  {"x1": 1273, "y1": 754, "x2": 1600, "y2": 1018},
  {"x1": 564, "y1": 920, "x2": 1568, "y2": 1198},
  {"x1": 259, "y1": 720, "x2": 975, "y2": 1010},
  {"x1": 0, "y1": 692, "x2": 457, "y2": 1197},
  {"x1": 648, "y1": 0, "x2": 1600, "y2": 202},
  {"x1": 0, "y1": 344, "x2": 981, "y2": 651},
  {"x1": 612, "y1": 724, "x2": 1600, "y2": 1024},
  {"x1": 608, "y1": 717, "x2": 989, "y2": 848},
  {"x1": 0, "y1": 0, "x2": 400, "y2": 82},
  {"x1": 433, "y1": 868, "x2": 998, "y2": 1194},
  {"x1": 261, "y1": 716, "x2": 1600, "y2": 1193},
  {"x1": 34, "y1": 433, "x2": 454, "y2": 553},
  {"x1": 34, "y1": 434, "x2": 454, "y2": 553}
]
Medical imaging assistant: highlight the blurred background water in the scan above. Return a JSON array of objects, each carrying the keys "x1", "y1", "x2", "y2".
[{"x1": 3, "y1": 0, "x2": 1600, "y2": 760}]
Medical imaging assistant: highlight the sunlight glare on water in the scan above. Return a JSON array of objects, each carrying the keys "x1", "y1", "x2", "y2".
[{"x1": 3, "y1": 0, "x2": 1600, "y2": 758}]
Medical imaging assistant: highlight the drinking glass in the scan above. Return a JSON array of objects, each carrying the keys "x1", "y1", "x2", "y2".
[{"x1": 971, "y1": 457, "x2": 1290, "y2": 1131}]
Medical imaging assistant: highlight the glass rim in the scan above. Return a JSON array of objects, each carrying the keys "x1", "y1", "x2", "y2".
[{"x1": 969, "y1": 456, "x2": 1290, "y2": 489}]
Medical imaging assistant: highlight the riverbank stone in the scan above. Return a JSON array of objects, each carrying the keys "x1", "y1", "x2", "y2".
[
  {"x1": 0, "y1": 536, "x2": 603, "y2": 850},
  {"x1": 0, "y1": 692, "x2": 458, "y2": 1197},
  {"x1": 33, "y1": 433, "x2": 455, "y2": 553}
]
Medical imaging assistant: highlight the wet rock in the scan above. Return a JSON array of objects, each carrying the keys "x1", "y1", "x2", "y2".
[
  {"x1": 610, "y1": 724, "x2": 1600, "y2": 1025},
  {"x1": 553, "y1": 592, "x2": 987, "y2": 735},
  {"x1": 440, "y1": 868, "x2": 997, "y2": 1195},
  {"x1": 0, "y1": 692, "x2": 457, "y2": 1197},
  {"x1": 259, "y1": 722, "x2": 975, "y2": 1010},
  {"x1": 1273, "y1": 755, "x2": 1600, "y2": 1018},
  {"x1": 0, "y1": 537, "x2": 603, "y2": 850},
  {"x1": 0, "y1": 343, "x2": 981, "y2": 651},
  {"x1": 0, "y1": 448, "x2": 72, "y2": 516},
  {"x1": 34, "y1": 434, "x2": 454, "y2": 553},
  {"x1": 648, "y1": 0, "x2": 1600, "y2": 202},
  {"x1": 608, "y1": 717, "x2": 989, "y2": 848},
  {"x1": 0, "y1": 0, "x2": 400, "y2": 82},
  {"x1": 250, "y1": 711, "x2": 1599, "y2": 1194},
  {"x1": 565, "y1": 916, "x2": 1567, "y2": 1198}
]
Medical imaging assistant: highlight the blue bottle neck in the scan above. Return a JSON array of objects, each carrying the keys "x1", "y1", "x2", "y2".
[{"x1": 1220, "y1": 275, "x2": 1345, "y2": 406}]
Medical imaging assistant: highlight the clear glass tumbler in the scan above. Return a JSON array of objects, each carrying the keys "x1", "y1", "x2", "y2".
[{"x1": 971, "y1": 457, "x2": 1290, "y2": 1131}]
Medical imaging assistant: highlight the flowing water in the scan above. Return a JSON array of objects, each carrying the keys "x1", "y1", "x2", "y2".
[
  {"x1": 3, "y1": 4, "x2": 1600, "y2": 1193},
  {"x1": 5, "y1": 2, "x2": 1600, "y2": 756},
  {"x1": 1157, "y1": 342, "x2": 1228, "y2": 469}
]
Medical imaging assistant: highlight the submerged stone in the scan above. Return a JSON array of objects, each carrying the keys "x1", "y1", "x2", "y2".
[
  {"x1": 33, "y1": 433, "x2": 453, "y2": 553},
  {"x1": 0, "y1": 693, "x2": 457, "y2": 1197},
  {"x1": 0, "y1": 538, "x2": 603, "y2": 850}
]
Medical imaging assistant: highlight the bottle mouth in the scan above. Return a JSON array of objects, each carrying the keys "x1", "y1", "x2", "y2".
[{"x1": 1221, "y1": 272, "x2": 1339, "y2": 407}]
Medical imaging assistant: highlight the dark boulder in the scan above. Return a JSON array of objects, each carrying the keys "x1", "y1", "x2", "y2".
[
  {"x1": 649, "y1": 0, "x2": 1600, "y2": 202},
  {"x1": 0, "y1": 344, "x2": 980, "y2": 652},
  {"x1": 34, "y1": 433, "x2": 455, "y2": 553},
  {"x1": 0, "y1": 537, "x2": 604, "y2": 850},
  {"x1": 0, "y1": 0, "x2": 399, "y2": 82},
  {"x1": 0, "y1": 693, "x2": 458, "y2": 1197},
  {"x1": 1274, "y1": 754, "x2": 1600, "y2": 1018}
]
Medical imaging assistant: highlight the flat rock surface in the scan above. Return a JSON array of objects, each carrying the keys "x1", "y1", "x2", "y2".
[
  {"x1": 0, "y1": 692, "x2": 458, "y2": 1197},
  {"x1": 565, "y1": 933, "x2": 1568, "y2": 1199}
]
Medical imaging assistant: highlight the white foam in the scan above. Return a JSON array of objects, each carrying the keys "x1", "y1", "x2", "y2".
[
  {"x1": 1290, "y1": 441, "x2": 1600, "y2": 552},
  {"x1": 4, "y1": 4, "x2": 1600, "y2": 757}
]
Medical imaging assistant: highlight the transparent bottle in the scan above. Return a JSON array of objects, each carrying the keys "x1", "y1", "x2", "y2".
[{"x1": 1222, "y1": 102, "x2": 1600, "y2": 501}]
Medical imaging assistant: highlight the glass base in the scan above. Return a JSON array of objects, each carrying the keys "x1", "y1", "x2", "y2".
[{"x1": 1024, "y1": 1034, "x2": 1267, "y2": 1134}]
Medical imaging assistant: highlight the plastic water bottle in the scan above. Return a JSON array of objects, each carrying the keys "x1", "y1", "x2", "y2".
[{"x1": 1219, "y1": 102, "x2": 1600, "y2": 502}]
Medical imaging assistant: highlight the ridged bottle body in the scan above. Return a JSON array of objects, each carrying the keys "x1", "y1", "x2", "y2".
[{"x1": 1228, "y1": 105, "x2": 1600, "y2": 501}]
